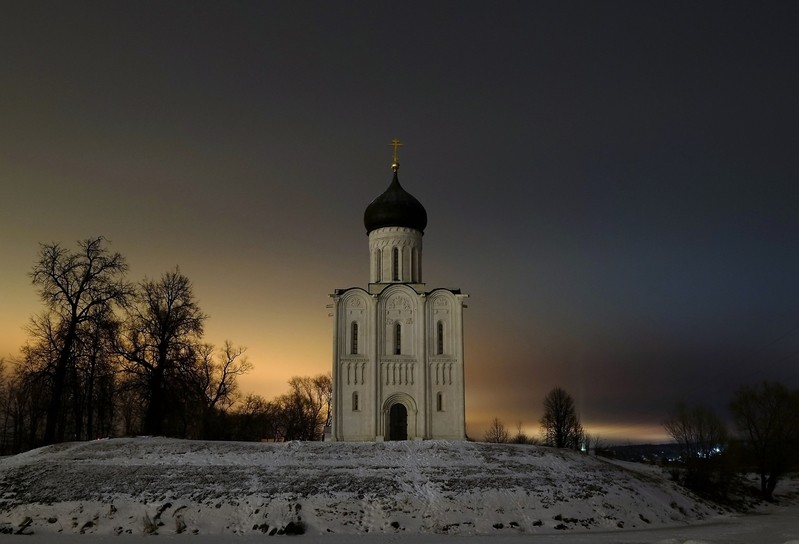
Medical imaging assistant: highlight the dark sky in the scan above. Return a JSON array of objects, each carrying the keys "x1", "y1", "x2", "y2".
[{"x1": 2, "y1": 1, "x2": 799, "y2": 442}]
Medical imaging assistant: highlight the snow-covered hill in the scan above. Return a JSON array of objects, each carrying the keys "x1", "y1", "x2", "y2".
[{"x1": 0, "y1": 438, "x2": 735, "y2": 538}]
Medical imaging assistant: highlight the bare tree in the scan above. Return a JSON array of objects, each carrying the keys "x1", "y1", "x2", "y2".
[
  {"x1": 289, "y1": 374, "x2": 332, "y2": 440},
  {"x1": 1, "y1": 355, "x2": 51, "y2": 452},
  {"x1": 230, "y1": 394, "x2": 278, "y2": 441},
  {"x1": 117, "y1": 268, "x2": 206, "y2": 436},
  {"x1": 75, "y1": 314, "x2": 118, "y2": 440},
  {"x1": 316, "y1": 373, "x2": 333, "y2": 434},
  {"x1": 0, "y1": 359, "x2": 11, "y2": 453},
  {"x1": 484, "y1": 417, "x2": 510, "y2": 443},
  {"x1": 663, "y1": 402, "x2": 729, "y2": 492},
  {"x1": 268, "y1": 374, "x2": 333, "y2": 441},
  {"x1": 663, "y1": 402, "x2": 728, "y2": 461},
  {"x1": 30, "y1": 237, "x2": 130, "y2": 444},
  {"x1": 17, "y1": 307, "x2": 120, "y2": 445},
  {"x1": 540, "y1": 386, "x2": 583, "y2": 449},
  {"x1": 272, "y1": 390, "x2": 310, "y2": 441},
  {"x1": 731, "y1": 382, "x2": 799, "y2": 501},
  {"x1": 115, "y1": 376, "x2": 147, "y2": 436},
  {"x1": 511, "y1": 421, "x2": 529, "y2": 444},
  {"x1": 191, "y1": 341, "x2": 252, "y2": 438},
  {"x1": 198, "y1": 342, "x2": 251, "y2": 410}
]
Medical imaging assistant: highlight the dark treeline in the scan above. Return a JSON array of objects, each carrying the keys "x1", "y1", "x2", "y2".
[
  {"x1": 0, "y1": 237, "x2": 331, "y2": 455},
  {"x1": 486, "y1": 383, "x2": 799, "y2": 503},
  {"x1": 663, "y1": 381, "x2": 799, "y2": 502}
]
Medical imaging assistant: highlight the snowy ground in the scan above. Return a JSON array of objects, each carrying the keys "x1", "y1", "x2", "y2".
[{"x1": 0, "y1": 438, "x2": 797, "y2": 543}]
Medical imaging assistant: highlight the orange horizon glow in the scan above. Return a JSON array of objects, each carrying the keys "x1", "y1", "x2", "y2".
[
  {"x1": 2, "y1": 329, "x2": 672, "y2": 447},
  {"x1": 2, "y1": 268, "x2": 672, "y2": 445},
  {"x1": 2, "y1": 231, "x2": 679, "y2": 447}
]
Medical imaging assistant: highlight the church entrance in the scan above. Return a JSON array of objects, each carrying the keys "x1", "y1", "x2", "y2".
[{"x1": 388, "y1": 403, "x2": 408, "y2": 440}]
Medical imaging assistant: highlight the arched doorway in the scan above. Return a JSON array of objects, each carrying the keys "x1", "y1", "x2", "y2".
[
  {"x1": 389, "y1": 403, "x2": 408, "y2": 441},
  {"x1": 382, "y1": 393, "x2": 417, "y2": 440}
]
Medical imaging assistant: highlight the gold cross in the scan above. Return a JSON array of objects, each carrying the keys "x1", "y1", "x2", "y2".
[{"x1": 389, "y1": 138, "x2": 403, "y2": 171}]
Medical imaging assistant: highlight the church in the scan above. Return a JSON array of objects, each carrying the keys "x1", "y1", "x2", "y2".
[{"x1": 330, "y1": 141, "x2": 468, "y2": 441}]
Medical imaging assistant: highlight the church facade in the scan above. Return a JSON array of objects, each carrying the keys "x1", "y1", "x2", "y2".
[{"x1": 330, "y1": 144, "x2": 468, "y2": 441}]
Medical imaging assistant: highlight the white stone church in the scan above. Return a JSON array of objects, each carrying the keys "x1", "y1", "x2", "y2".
[{"x1": 330, "y1": 144, "x2": 468, "y2": 441}]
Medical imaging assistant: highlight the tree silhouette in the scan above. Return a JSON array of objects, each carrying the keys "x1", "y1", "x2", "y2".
[
  {"x1": 117, "y1": 268, "x2": 206, "y2": 436},
  {"x1": 663, "y1": 402, "x2": 728, "y2": 460},
  {"x1": 484, "y1": 417, "x2": 510, "y2": 443},
  {"x1": 731, "y1": 381, "x2": 799, "y2": 501},
  {"x1": 30, "y1": 237, "x2": 131, "y2": 444},
  {"x1": 190, "y1": 341, "x2": 252, "y2": 439},
  {"x1": 540, "y1": 386, "x2": 583, "y2": 449},
  {"x1": 663, "y1": 402, "x2": 729, "y2": 492}
]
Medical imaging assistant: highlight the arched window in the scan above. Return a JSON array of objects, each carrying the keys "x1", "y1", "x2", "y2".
[
  {"x1": 350, "y1": 322, "x2": 359, "y2": 354},
  {"x1": 392, "y1": 247, "x2": 399, "y2": 281},
  {"x1": 394, "y1": 322, "x2": 402, "y2": 355},
  {"x1": 436, "y1": 321, "x2": 444, "y2": 355},
  {"x1": 352, "y1": 391, "x2": 359, "y2": 411},
  {"x1": 436, "y1": 392, "x2": 443, "y2": 412}
]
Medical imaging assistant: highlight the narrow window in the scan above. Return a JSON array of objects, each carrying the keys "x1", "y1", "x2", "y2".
[
  {"x1": 350, "y1": 322, "x2": 359, "y2": 354},
  {"x1": 437, "y1": 392, "x2": 443, "y2": 412},
  {"x1": 394, "y1": 322, "x2": 401, "y2": 355},
  {"x1": 352, "y1": 391, "x2": 359, "y2": 411},
  {"x1": 436, "y1": 321, "x2": 444, "y2": 355},
  {"x1": 392, "y1": 247, "x2": 399, "y2": 281}
]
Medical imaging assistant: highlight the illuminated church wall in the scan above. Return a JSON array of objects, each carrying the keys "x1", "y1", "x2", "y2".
[{"x1": 330, "y1": 144, "x2": 467, "y2": 441}]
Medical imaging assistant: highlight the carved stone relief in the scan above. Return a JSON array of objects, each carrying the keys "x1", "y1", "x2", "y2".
[
  {"x1": 383, "y1": 362, "x2": 415, "y2": 385},
  {"x1": 432, "y1": 362, "x2": 455, "y2": 385},
  {"x1": 387, "y1": 295, "x2": 412, "y2": 310},
  {"x1": 342, "y1": 361, "x2": 367, "y2": 385}
]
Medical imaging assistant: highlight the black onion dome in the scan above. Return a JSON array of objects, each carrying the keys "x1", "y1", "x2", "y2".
[{"x1": 363, "y1": 172, "x2": 428, "y2": 234}]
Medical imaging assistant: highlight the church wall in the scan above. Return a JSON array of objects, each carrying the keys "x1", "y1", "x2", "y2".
[
  {"x1": 376, "y1": 284, "x2": 426, "y2": 440},
  {"x1": 332, "y1": 284, "x2": 467, "y2": 441},
  {"x1": 368, "y1": 227, "x2": 423, "y2": 284},
  {"x1": 426, "y1": 290, "x2": 467, "y2": 440},
  {"x1": 332, "y1": 289, "x2": 377, "y2": 441}
]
